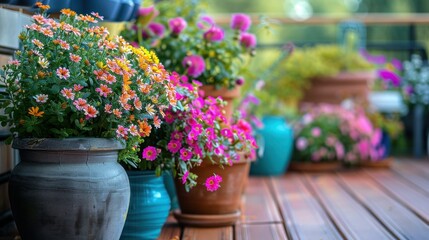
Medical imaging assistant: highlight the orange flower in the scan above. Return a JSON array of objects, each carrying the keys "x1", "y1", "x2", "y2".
[
  {"x1": 28, "y1": 106, "x2": 44, "y2": 117},
  {"x1": 60, "y1": 9, "x2": 76, "y2": 17},
  {"x1": 138, "y1": 120, "x2": 152, "y2": 137}
]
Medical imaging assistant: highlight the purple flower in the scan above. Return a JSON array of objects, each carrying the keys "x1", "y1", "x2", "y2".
[
  {"x1": 138, "y1": 6, "x2": 155, "y2": 16},
  {"x1": 235, "y1": 77, "x2": 245, "y2": 85},
  {"x1": 391, "y1": 58, "x2": 403, "y2": 71},
  {"x1": 182, "y1": 55, "x2": 206, "y2": 78},
  {"x1": 148, "y1": 22, "x2": 165, "y2": 37},
  {"x1": 360, "y1": 49, "x2": 386, "y2": 65},
  {"x1": 203, "y1": 26, "x2": 224, "y2": 42},
  {"x1": 378, "y1": 69, "x2": 401, "y2": 87},
  {"x1": 231, "y1": 13, "x2": 251, "y2": 32},
  {"x1": 197, "y1": 15, "x2": 215, "y2": 29},
  {"x1": 168, "y1": 17, "x2": 187, "y2": 35},
  {"x1": 405, "y1": 85, "x2": 414, "y2": 95},
  {"x1": 311, "y1": 127, "x2": 321, "y2": 137},
  {"x1": 240, "y1": 32, "x2": 257, "y2": 48},
  {"x1": 296, "y1": 137, "x2": 308, "y2": 150}
]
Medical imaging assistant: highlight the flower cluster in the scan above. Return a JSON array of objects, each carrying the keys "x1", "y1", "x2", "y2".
[
  {"x1": 120, "y1": 1, "x2": 257, "y2": 89},
  {"x1": 0, "y1": 4, "x2": 177, "y2": 163},
  {"x1": 136, "y1": 75, "x2": 257, "y2": 191},
  {"x1": 361, "y1": 50, "x2": 402, "y2": 91},
  {"x1": 401, "y1": 54, "x2": 429, "y2": 106},
  {"x1": 293, "y1": 104, "x2": 385, "y2": 163}
]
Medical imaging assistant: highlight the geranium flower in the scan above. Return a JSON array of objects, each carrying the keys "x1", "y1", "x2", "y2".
[
  {"x1": 168, "y1": 17, "x2": 187, "y2": 35},
  {"x1": 231, "y1": 13, "x2": 251, "y2": 32},
  {"x1": 204, "y1": 174, "x2": 222, "y2": 192},
  {"x1": 182, "y1": 55, "x2": 205, "y2": 78}
]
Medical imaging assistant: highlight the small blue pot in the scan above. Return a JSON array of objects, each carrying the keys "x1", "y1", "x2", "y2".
[
  {"x1": 44, "y1": 0, "x2": 71, "y2": 13},
  {"x1": 121, "y1": 171, "x2": 170, "y2": 240},
  {"x1": 83, "y1": 0, "x2": 121, "y2": 21},
  {"x1": 115, "y1": 0, "x2": 135, "y2": 21},
  {"x1": 250, "y1": 116, "x2": 294, "y2": 176},
  {"x1": 162, "y1": 171, "x2": 179, "y2": 211}
]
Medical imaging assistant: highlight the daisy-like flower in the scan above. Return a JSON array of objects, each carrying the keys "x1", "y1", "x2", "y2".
[
  {"x1": 73, "y1": 84, "x2": 84, "y2": 91},
  {"x1": 60, "y1": 88, "x2": 75, "y2": 100},
  {"x1": 138, "y1": 120, "x2": 152, "y2": 137},
  {"x1": 56, "y1": 67, "x2": 70, "y2": 80},
  {"x1": 142, "y1": 146, "x2": 158, "y2": 161},
  {"x1": 167, "y1": 140, "x2": 182, "y2": 153},
  {"x1": 41, "y1": 27, "x2": 54, "y2": 37},
  {"x1": 73, "y1": 98, "x2": 88, "y2": 110},
  {"x1": 95, "y1": 84, "x2": 112, "y2": 97},
  {"x1": 69, "y1": 53, "x2": 81, "y2": 63},
  {"x1": 145, "y1": 103, "x2": 156, "y2": 116},
  {"x1": 32, "y1": 39, "x2": 44, "y2": 49},
  {"x1": 116, "y1": 125, "x2": 128, "y2": 138},
  {"x1": 83, "y1": 105, "x2": 98, "y2": 118},
  {"x1": 38, "y1": 57, "x2": 49, "y2": 69},
  {"x1": 181, "y1": 171, "x2": 189, "y2": 184},
  {"x1": 153, "y1": 115, "x2": 161, "y2": 128},
  {"x1": 179, "y1": 148, "x2": 192, "y2": 161},
  {"x1": 112, "y1": 109, "x2": 122, "y2": 118},
  {"x1": 33, "y1": 94, "x2": 48, "y2": 103},
  {"x1": 8, "y1": 60, "x2": 20, "y2": 66},
  {"x1": 91, "y1": 12, "x2": 104, "y2": 20},
  {"x1": 133, "y1": 98, "x2": 142, "y2": 110},
  {"x1": 129, "y1": 124, "x2": 139, "y2": 136},
  {"x1": 104, "y1": 104, "x2": 112, "y2": 113},
  {"x1": 204, "y1": 174, "x2": 222, "y2": 192},
  {"x1": 28, "y1": 106, "x2": 44, "y2": 117}
]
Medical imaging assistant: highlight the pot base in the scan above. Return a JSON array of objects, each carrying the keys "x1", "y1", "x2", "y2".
[
  {"x1": 360, "y1": 157, "x2": 393, "y2": 168},
  {"x1": 288, "y1": 161, "x2": 342, "y2": 172},
  {"x1": 173, "y1": 210, "x2": 241, "y2": 227}
]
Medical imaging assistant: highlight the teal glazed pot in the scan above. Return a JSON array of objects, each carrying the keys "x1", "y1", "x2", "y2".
[
  {"x1": 163, "y1": 171, "x2": 179, "y2": 211},
  {"x1": 121, "y1": 171, "x2": 170, "y2": 240},
  {"x1": 250, "y1": 116, "x2": 294, "y2": 176}
]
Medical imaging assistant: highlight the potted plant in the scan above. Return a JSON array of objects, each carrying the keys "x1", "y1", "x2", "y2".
[
  {"x1": 270, "y1": 44, "x2": 375, "y2": 106},
  {"x1": 120, "y1": 1, "x2": 258, "y2": 119},
  {"x1": 126, "y1": 77, "x2": 257, "y2": 227},
  {"x1": 290, "y1": 104, "x2": 385, "y2": 171},
  {"x1": 0, "y1": 4, "x2": 176, "y2": 239}
]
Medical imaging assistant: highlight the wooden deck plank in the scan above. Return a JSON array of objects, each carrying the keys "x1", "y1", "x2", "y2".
[
  {"x1": 366, "y1": 169, "x2": 429, "y2": 224},
  {"x1": 240, "y1": 177, "x2": 282, "y2": 224},
  {"x1": 392, "y1": 161, "x2": 429, "y2": 194},
  {"x1": 158, "y1": 224, "x2": 181, "y2": 240},
  {"x1": 181, "y1": 227, "x2": 233, "y2": 240},
  {"x1": 305, "y1": 174, "x2": 395, "y2": 240},
  {"x1": 339, "y1": 172, "x2": 429, "y2": 239},
  {"x1": 270, "y1": 174, "x2": 342, "y2": 240},
  {"x1": 235, "y1": 223, "x2": 288, "y2": 240}
]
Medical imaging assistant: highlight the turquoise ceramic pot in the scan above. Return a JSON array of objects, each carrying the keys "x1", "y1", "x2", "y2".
[
  {"x1": 162, "y1": 171, "x2": 179, "y2": 211},
  {"x1": 250, "y1": 116, "x2": 294, "y2": 176},
  {"x1": 121, "y1": 171, "x2": 170, "y2": 240}
]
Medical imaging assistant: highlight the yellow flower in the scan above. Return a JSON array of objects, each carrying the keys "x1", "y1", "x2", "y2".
[{"x1": 28, "y1": 106, "x2": 44, "y2": 117}]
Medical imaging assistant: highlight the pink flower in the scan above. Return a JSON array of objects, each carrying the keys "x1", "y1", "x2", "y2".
[
  {"x1": 56, "y1": 67, "x2": 70, "y2": 80},
  {"x1": 167, "y1": 140, "x2": 182, "y2": 153},
  {"x1": 240, "y1": 32, "x2": 257, "y2": 48},
  {"x1": 169, "y1": 17, "x2": 187, "y2": 35},
  {"x1": 197, "y1": 15, "x2": 215, "y2": 29},
  {"x1": 296, "y1": 137, "x2": 308, "y2": 150},
  {"x1": 61, "y1": 88, "x2": 75, "y2": 100},
  {"x1": 116, "y1": 125, "x2": 128, "y2": 138},
  {"x1": 179, "y1": 148, "x2": 192, "y2": 161},
  {"x1": 203, "y1": 26, "x2": 224, "y2": 42},
  {"x1": 182, "y1": 55, "x2": 205, "y2": 78},
  {"x1": 83, "y1": 105, "x2": 98, "y2": 118},
  {"x1": 73, "y1": 98, "x2": 88, "y2": 110},
  {"x1": 205, "y1": 174, "x2": 222, "y2": 192},
  {"x1": 171, "y1": 131, "x2": 183, "y2": 141},
  {"x1": 221, "y1": 128, "x2": 233, "y2": 139},
  {"x1": 181, "y1": 171, "x2": 189, "y2": 184},
  {"x1": 311, "y1": 127, "x2": 322, "y2": 137},
  {"x1": 148, "y1": 22, "x2": 165, "y2": 37},
  {"x1": 231, "y1": 13, "x2": 251, "y2": 32},
  {"x1": 138, "y1": 6, "x2": 156, "y2": 17},
  {"x1": 142, "y1": 146, "x2": 158, "y2": 161}
]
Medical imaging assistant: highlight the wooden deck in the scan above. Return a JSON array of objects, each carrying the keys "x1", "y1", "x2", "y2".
[{"x1": 161, "y1": 158, "x2": 429, "y2": 240}]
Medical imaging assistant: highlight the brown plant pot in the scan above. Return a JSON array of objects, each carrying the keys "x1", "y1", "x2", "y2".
[
  {"x1": 301, "y1": 71, "x2": 376, "y2": 105},
  {"x1": 359, "y1": 157, "x2": 393, "y2": 168},
  {"x1": 173, "y1": 156, "x2": 250, "y2": 227},
  {"x1": 288, "y1": 161, "x2": 342, "y2": 172},
  {"x1": 200, "y1": 85, "x2": 241, "y2": 119}
]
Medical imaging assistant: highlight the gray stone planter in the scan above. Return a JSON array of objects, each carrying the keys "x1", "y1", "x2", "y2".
[{"x1": 9, "y1": 138, "x2": 130, "y2": 240}]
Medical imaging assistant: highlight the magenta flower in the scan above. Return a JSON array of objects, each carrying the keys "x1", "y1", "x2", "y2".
[
  {"x1": 203, "y1": 26, "x2": 224, "y2": 42},
  {"x1": 181, "y1": 171, "x2": 189, "y2": 184},
  {"x1": 180, "y1": 148, "x2": 192, "y2": 161},
  {"x1": 167, "y1": 140, "x2": 182, "y2": 153},
  {"x1": 335, "y1": 142, "x2": 345, "y2": 159},
  {"x1": 197, "y1": 15, "x2": 215, "y2": 29},
  {"x1": 391, "y1": 58, "x2": 403, "y2": 71},
  {"x1": 138, "y1": 6, "x2": 155, "y2": 16},
  {"x1": 378, "y1": 69, "x2": 401, "y2": 87},
  {"x1": 311, "y1": 127, "x2": 321, "y2": 137},
  {"x1": 182, "y1": 55, "x2": 205, "y2": 78},
  {"x1": 205, "y1": 174, "x2": 222, "y2": 192},
  {"x1": 296, "y1": 137, "x2": 308, "y2": 150},
  {"x1": 240, "y1": 32, "x2": 257, "y2": 48},
  {"x1": 168, "y1": 17, "x2": 187, "y2": 35},
  {"x1": 235, "y1": 77, "x2": 245, "y2": 85},
  {"x1": 142, "y1": 146, "x2": 158, "y2": 161},
  {"x1": 231, "y1": 13, "x2": 251, "y2": 32},
  {"x1": 148, "y1": 22, "x2": 165, "y2": 37},
  {"x1": 360, "y1": 49, "x2": 386, "y2": 65},
  {"x1": 221, "y1": 128, "x2": 234, "y2": 139}
]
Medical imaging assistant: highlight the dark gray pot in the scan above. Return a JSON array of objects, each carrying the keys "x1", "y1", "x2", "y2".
[{"x1": 9, "y1": 138, "x2": 130, "y2": 240}]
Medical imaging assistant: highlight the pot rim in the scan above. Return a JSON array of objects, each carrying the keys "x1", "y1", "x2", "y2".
[{"x1": 12, "y1": 137, "x2": 125, "y2": 151}]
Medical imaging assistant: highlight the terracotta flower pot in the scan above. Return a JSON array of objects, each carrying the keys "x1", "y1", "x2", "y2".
[
  {"x1": 200, "y1": 85, "x2": 241, "y2": 119},
  {"x1": 359, "y1": 157, "x2": 393, "y2": 168},
  {"x1": 173, "y1": 156, "x2": 250, "y2": 227},
  {"x1": 301, "y1": 71, "x2": 376, "y2": 105}
]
